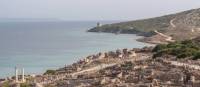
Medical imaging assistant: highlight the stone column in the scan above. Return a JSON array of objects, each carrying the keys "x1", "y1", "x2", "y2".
[
  {"x1": 191, "y1": 76, "x2": 195, "y2": 82},
  {"x1": 22, "y1": 68, "x2": 25, "y2": 82},
  {"x1": 15, "y1": 67, "x2": 18, "y2": 83},
  {"x1": 16, "y1": 83, "x2": 20, "y2": 87}
]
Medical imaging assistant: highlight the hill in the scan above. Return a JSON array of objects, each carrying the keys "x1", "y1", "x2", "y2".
[{"x1": 88, "y1": 8, "x2": 200, "y2": 44}]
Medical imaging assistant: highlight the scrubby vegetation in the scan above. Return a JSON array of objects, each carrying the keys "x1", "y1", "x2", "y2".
[
  {"x1": 20, "y1": 83, "x2": 31, "y2": 87},
  {"x1": 153, "y1": 40, "x2": 200, "y2": 60},
  {"x1": 89, "y1": 8, "x2": 200, "y2": 42},
  {"x1": 121, "y1": 61, "x2": 134, "y2": 70},
  {"x1": 88, "y1": 14, "x2": 174, "y2": 36},
  {"x1": 44, "y1": 70, "x2": 56, "y2": 75},
  {"x1": 2, "y1": 81, "x2": 9, "y2": 87},
  {"x1": 88, "y1": 8, "x2": 197, "y2": 35}
]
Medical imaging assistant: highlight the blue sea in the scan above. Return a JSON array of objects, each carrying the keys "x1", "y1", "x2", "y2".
[{"x1": 0, "y1": 21, "x2": 152, "y2": 78}]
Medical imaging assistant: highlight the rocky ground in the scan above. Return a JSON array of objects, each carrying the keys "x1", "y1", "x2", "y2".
[
  {"x1": 37, "y1": 47, "x2": 200, "y2": 87},
  {"x1": 2, "y1": 47, "x2": 200, "y2": 87}
]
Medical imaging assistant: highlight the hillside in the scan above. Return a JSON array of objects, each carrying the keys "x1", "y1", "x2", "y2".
[
  {"x1": 11, "y1": 45, "x2": 200, "y2": 87},
  {"x1": 3, "y1": 38, "x2": 200, "y2": 86},
  {"x1": 88, "y1": 8, "x2": 200, "y2": 44}
]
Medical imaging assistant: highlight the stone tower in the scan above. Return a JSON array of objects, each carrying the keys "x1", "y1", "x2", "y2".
[{"x1": 97, "y1": 22, "x2": 101, "y2": 27}]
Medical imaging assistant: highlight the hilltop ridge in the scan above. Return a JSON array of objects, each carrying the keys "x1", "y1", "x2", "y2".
[{"x1": 88, "y1": 8, "x2": 200, "y2": 44}]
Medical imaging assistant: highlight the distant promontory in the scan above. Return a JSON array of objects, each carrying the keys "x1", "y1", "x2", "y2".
[{"x1": 88, "y1": 8, "x2": 200, "y2": 44}]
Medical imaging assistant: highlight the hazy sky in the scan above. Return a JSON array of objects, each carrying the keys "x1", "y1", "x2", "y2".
[{"x1": 1, "y1": 0, "x2": 200, "y2": 20}]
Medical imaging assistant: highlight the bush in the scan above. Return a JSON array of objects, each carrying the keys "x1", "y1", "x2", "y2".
[
  {"x1": 121, "y1": 61, "x2": 134, "y2": 70},
  {"x1": 2, "y1": 81, "x2": 9, "y2": 87},
  {"x1": 44, "y1": 70, "x2": 56, "y2": 75},
  {"x1": 153, "y1": 40, "x2": 200, "y2": 59},
  {"x1": 193, "y1": 52, "x2": 200, "y2": 60},
  {"x1": 20, "y1": 83, "x2": 30, "y2": 87},
  {"x1": 152, "y1": 44, "x2": 167, "y2": 52}
]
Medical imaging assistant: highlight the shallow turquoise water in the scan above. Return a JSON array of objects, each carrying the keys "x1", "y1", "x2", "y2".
[{"x1": 0, "y1": 21, "x2": 152, "y2": 78}]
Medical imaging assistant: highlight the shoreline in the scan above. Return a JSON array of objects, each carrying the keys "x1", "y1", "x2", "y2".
[
  {"x1": 0, "y1": 32, "x2": 153, "y2": 79},
  {"x1": 3, "y1": 45, "x2": 200, "y2": 87},
  {"x1": 0, "y1": 25, "x2": 152, "y2": 79},
  {"x1": 0, "y1": 34, "x2": 156, "y2": 87},
  {"x1": 1, "y1": 47, "x2": 153, "y2": 86},
  {"x1": 88, "y1": 30, "x2": 175, "y2": 45},
  {"x1": 2, "y1": 38, "x2": 200, "y2": 86}
]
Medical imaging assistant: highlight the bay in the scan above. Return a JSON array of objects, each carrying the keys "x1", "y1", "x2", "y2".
[{"x1": 0, "y1": 21, "x2": 152, "y2": 78}]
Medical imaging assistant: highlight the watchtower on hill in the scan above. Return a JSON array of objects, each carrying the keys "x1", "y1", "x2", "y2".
[{"x1": 97, "y1": 22, "x2": 101, "y2": 27}]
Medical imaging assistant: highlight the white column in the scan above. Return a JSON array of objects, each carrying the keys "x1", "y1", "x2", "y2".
[
  {"x1": 15, "y1": 67, "x2": 18, "y2": 82},
  {"x1": 22, "y1": 68, "x2": 25, "y2": 82}
]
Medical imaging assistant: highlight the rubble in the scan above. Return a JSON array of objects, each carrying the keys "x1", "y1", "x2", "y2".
[{"x1": 3, "y1": 47, "x2": 200, "y2": 87}]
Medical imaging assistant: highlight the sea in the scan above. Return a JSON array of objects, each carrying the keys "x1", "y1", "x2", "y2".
[{"x1": 0, "y1": 21, "x2": 152, "y2": 78}]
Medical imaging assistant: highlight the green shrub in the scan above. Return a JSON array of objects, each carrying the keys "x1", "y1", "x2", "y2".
[
  {"x1": 193, "y1": 52, "x2": 200, "y2": 60},
  {"x1": 153, "y1": 40, "x2": 200, "y2": 59},
  {"x1": 152, "y1": 44, "x2": 167, "y2": 52},
  {"x1": 2, "y1": 81, "x2": 9, "y2": 87},
  {"x1": 121, "y1": 61, "x2": 134, "y2": 70},
  {"x1": 44, "y1": 70, "x2": 56, "y2": 75},
  {"x1": 20, "y1": 83, "x2": 30, "y2": 87}
]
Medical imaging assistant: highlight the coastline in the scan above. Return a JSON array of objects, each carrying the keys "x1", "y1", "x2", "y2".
[
  {"x1": 0, "y1": 22, "x2": 164, "y2": 86},
  {"x1": 0, "y1": 32, "x2": 153, "y2": 78},
  {"x1": 0, "y1": 31, "x2": 155, "y2": 86},
  {"x1": 4, "y1": 44, "x2": 200, "y2": 87},
  {"x1": 2, "y1": 31, "x2": 200, "y2": 86},
  {"x1": 88, "y1": 30, "x2": 174, "y2": 45},
  {"x1": 0, "y1": 47, "x2": 154, "y2": 86},
  {"x1": 0, "y1": 21, "x2": 152, "y2": 79}
]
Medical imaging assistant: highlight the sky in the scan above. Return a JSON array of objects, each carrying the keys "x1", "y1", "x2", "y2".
[{"x1": 1, "y1": 0, "x2": 200, "y2": 21}]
